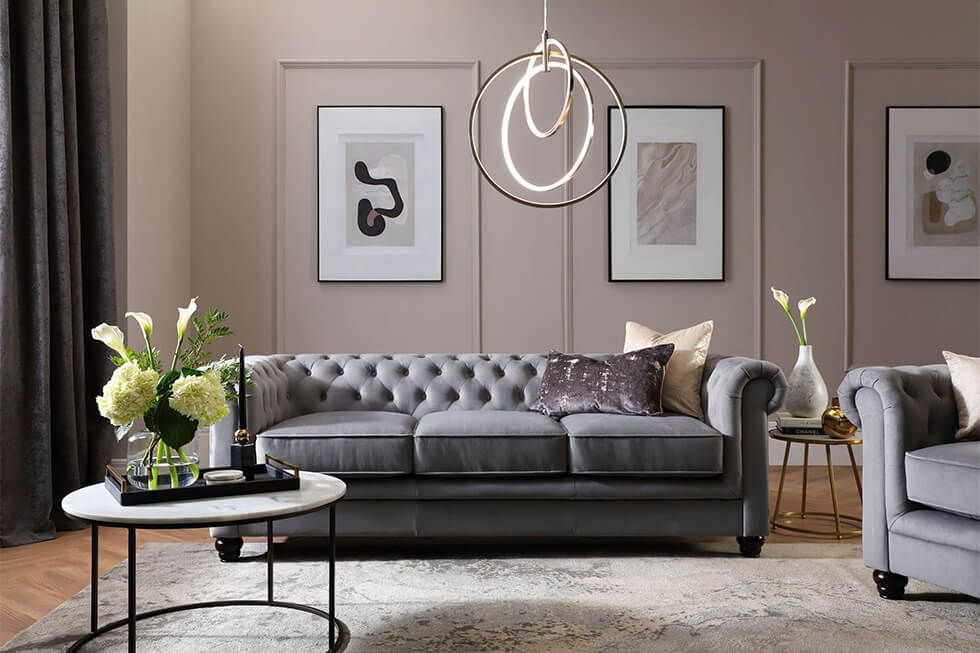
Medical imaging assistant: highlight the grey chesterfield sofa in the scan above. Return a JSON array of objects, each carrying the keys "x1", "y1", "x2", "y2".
[
  {"x1": 839, "y1": 364, "x2": 980, "y2": 599},
  {"x1": 210, "y1": 353, "x2": 786, "y2": 561}
]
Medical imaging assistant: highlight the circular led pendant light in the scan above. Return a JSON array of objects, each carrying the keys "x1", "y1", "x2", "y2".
[{"x1": 469, "y1": 0, "x2": 627, "y2": 209}]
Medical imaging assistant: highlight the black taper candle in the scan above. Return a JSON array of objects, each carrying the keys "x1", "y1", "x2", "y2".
[{"x1": 238, "y1": 344, "x2": 247, "y2": 431}]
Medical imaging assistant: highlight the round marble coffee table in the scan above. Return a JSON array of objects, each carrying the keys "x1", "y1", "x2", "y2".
[{"x1": 62, "y1": 471, "x2": 346, "y2": 653}]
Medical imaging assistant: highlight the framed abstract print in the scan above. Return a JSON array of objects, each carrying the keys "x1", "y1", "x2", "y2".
[
  {"x1": 317, "y1": 106, "x2": 443, "y2": 281},
  {"x1": 886, "y1": 106, "x2": 980, "y2": 280},
  {"x1": 608, "y1": 106, "x2": 725, "y2": 281}
]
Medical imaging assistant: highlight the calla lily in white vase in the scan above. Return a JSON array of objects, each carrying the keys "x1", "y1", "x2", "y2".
[{"x1": 770, "y1": 287, "x2": 828, "y2": 418}]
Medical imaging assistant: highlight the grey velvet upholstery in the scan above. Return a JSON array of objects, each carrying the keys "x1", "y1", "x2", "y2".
[
  {"x1": 562, "y1": 413, "x2": 723, "y2": 475},
  {"x1": 211, "y1": 353, "x2": 785, "y2": 543},
  {"x1": 905, "y1": 442, "x2": 980, "y2": 519},
  {"x1": 839, "y1": 365, "x2": 980, "y2": 598},
  {"x1": 414, "y1": 411, "x2": 566, "y2": 475},
  {"x1": 256, "y1": 411, "x2": 415, "y2": 476}
]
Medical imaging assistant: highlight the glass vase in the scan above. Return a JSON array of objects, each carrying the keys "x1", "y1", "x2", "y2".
[{"x1": 126, "y1": 430, "x2": 200, "y2": 490}]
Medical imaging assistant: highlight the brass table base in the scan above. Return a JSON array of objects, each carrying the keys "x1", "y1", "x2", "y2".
[
  {"x1": 770, "y1": 433, "x2": 863, "y2": 540},
  {"x1": 771, "y1": 511, "x2": 862, "y2": 539}
]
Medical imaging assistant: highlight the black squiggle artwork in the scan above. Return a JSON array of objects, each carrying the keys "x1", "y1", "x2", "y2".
[{"x1": 354, "y1": 160, "x2": 404, "y2": 237}]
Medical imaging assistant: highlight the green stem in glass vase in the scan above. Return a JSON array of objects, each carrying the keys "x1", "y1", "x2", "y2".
[
  {"x1": 176, "y1": 446, "x2": 199, "y2": 482},
  {"x1": 149, "y1": 438, "x2": 166, "y2": 490},
  {"x1": 167, "y1": 446, "x2": 179, "y2": 488}
]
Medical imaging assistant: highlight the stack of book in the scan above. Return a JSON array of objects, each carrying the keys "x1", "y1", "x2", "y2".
[{"x1": 774, "y1": 414, "x2": 825, "y2": 436}]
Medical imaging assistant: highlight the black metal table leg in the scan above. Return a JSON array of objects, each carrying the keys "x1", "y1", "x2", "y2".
[
  {"x1": 329, "y1": 504, "x2": 335, "y2": 650},
  {"x1": 127, "y1": 527, "x2": 136, "y2": 653},
  {"x1": 90, "y1": 525, "x2": 98, "y2": 632},
  {"x1": 267, "y1": 520, "x2": 274, "y2": 602},
  {"x1": 328, "y1": 503, "x2": 337, "y2": 651}
]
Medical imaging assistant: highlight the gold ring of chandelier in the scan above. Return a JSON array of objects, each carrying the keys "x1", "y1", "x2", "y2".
[{"x1": 469, "y1": 40, "x2": 627, "y2": 209}]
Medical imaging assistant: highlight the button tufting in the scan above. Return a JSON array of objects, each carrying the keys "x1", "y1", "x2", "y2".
[
  {"x1": 337, "y1": 367, "x2": 344, "y2": 375},
  {"x1": 320, "y1": 392, "x2": 327, "y2": 401},
  {"x1": 368, "y1": 367, "x2": 376, "y2": 376}
]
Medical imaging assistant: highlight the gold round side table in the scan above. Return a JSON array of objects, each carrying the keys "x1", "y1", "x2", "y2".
[{"x1": 769, "y1": 429, "x2": 862, "y2": 540}]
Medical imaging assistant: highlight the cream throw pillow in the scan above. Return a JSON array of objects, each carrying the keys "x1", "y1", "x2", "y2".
[
  {"x1": 943, "y1": 350, "x2": 980, "y2": 441},
  {"x1": 624, "y1": 320, "x2": 713, "y2": 419}
]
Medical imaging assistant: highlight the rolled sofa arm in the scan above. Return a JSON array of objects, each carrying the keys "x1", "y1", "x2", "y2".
[
  {"x1": 837, "y1": 364, "x2": 955, "y2": 571},
  {"x1": 208, "y1": 354, "x2": 297, "y2": 467},
  {"x1": 701, "y1": 355, "x2": 786, "y2": 434},
  {"x1": 701, "y1": 355, "x2": 786, "y2": 537}
]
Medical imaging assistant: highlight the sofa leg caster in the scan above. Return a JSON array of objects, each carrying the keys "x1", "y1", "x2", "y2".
[
  {"x1": 215, "y1": 537, "x2": 243, "y2": 562},
  {"x1": 737, "y1": 536, "x2": 765, "y2": 558},
  {"x1": 873, "y1": 570, "x2": 908, "y2": 599}
]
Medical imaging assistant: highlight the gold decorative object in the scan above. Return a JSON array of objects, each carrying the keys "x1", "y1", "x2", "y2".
[
  {"x1": 234, "y1": 428, "x2": 252, "y2": 444},
  {"x1": 822, "y1": 397, "x2": 857, "y2": 439}
]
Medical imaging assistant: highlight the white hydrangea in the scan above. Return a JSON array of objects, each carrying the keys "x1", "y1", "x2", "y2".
[
  {"x1": 169, "y1": 370, "x2": 228, "y2": 426},
  {"x1": 96, "y1": 362, "x2": 159, "y2": 426}
]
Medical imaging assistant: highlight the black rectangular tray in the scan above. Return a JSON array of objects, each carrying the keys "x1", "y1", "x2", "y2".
[{"x1": 104, "y1": 455, "x2": 300, "y2": 505}]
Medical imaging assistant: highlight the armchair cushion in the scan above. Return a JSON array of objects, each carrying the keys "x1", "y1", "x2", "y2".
[
  {"x1": 905, "y1": 441, "x2": 980, "y2": 520},
  {"x1": 562, "y1": 413, "x2": 723, "y2": 476},
  {"x1": 257, "y1": 411, "x2": 415, "y2": 476}
]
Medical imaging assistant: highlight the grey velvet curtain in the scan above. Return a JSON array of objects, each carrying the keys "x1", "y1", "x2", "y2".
[{"x1": 0, "y1": 0, "x2": 116, "y2": 546}]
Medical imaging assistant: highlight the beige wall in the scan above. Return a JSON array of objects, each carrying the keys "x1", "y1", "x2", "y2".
[
  {"x1": 112, "y1": 1, "x2": 980, "y2": 463},
  {"x1": 124, "y1": 0, "x2": 192, "y2": 360},
  {"x1": 185, "y1": 0, "x2": 979, "y2": 381}
]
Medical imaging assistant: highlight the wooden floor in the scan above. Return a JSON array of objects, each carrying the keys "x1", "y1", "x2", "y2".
[{"x1": 0, "y1": 466, "x2": 863, "y2": 645}]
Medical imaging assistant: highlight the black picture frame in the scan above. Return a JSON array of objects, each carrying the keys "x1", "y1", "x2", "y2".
[
  {"x1": 607, "y1": 105, "x2": 726, "y2": 282},
  {"x1": 315, "y1": 105, "x2": 445, "y2": 283},
  {"x1": 885, "y1": 105, "x2": 980, "y2": 281}
]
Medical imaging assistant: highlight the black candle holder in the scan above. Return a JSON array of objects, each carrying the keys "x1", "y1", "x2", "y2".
[{"x1": 230, "y1": 428, "x2": 257, "y2": 480}]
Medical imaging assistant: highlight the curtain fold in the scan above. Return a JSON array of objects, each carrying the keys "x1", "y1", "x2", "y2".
[{"x1": 0, "y1": 0, "x2": 116, "y2": 546}]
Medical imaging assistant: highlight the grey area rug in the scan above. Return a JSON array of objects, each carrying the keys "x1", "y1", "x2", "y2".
[{"x1": 3, "y1": 542, "x2": 977, "y2": 652}]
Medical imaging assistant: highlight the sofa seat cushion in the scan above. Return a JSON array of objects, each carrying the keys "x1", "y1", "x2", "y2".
[
  {"x1": 905, "y1": 441, "x2": 980, "y2": 519},
  {"x1": 561, "y1": 413, "x2": 723, "y2": 476},
  {"x1": 257, "y1": 411, "x2": 415, "y2": 476},
  {"x1": 414, "y1": 410, "x2": 567, "y2": 475}
]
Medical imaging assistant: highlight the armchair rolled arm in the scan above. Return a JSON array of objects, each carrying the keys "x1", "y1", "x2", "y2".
[
  {"x1": 837, "y1": 364, "x2": 956, "y2": 571},
  {"x1": 837, "y1": 365, "x2": 954, "y2": 449},
  {"x1": 701, "y1": 355, "x2": 786, "y2": 434}
]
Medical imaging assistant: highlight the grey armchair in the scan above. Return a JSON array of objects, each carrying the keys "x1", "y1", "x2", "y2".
[{"x1": 839, "y1": 365, "x2": 980, "y2": 599}]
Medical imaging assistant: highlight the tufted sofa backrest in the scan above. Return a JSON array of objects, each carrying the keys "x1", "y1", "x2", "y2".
[{"x1": 248, "y1": 353, "x2": 596, "y2": 426}]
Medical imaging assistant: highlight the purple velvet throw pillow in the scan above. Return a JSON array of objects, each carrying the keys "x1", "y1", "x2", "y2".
[{"x1": 531, "y1": 345, "x2": 675, "y2": 418}]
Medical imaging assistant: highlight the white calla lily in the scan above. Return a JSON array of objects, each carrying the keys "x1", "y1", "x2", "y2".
[
  {"x1": 125, "y1": 311, "x2": 157, "y2": 369},
  {"x1": 91, "y1": 323, "x2": 130, "y2": 360},
  {"x1": 176, "y1": 297, "x2": 198, "y2": 341},
  {"x1": 125, "y1": 311, "x2": 154, "y2": 338},
  {"x1": 798, "y1": 297, "x2": 816, "y2": 318},
  {"x1": 770, "y1": 287, "x2": 790, "y2": 311},
  {"x1": 769, "y1": 286, "x2": 805, "y2": 346}
]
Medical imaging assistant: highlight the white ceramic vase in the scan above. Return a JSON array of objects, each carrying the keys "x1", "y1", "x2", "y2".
[{"x1": 784, "y1": 345, "x2": 829, "y2": 418}]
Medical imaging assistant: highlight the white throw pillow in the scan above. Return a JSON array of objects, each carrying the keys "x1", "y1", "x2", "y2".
[
  {"x1": 942, "y1": 350, "x2": 980, "y2": 441},
  {"x1": 624, "y1": 320, "x2": 713, "y2": 419}
]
